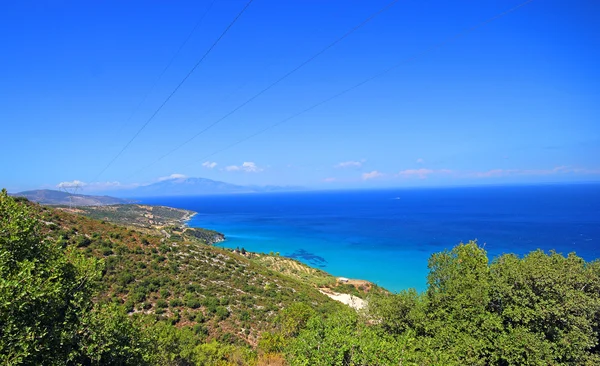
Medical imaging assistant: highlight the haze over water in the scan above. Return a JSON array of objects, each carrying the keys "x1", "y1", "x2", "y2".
[{"x1": 140, "y1": 184, "x2": 600, "y2": 292}]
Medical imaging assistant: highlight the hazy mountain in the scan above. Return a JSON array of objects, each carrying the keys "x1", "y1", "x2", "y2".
[
  {"x1": 12, "y1": 189, "x2": 132, "y2": 206},
  {"x1": 122, "y1": 177, "x2": 304, "y2": 197},
  {"x1": 248, "y1": 184, "x2": 307, "y2": 193}
]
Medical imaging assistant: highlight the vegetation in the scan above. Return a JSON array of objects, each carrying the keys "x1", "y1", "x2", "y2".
[
  {"x1": 70, "y1": 204, "x2": 225, "y2": 245},
  {"x1": 283, "y1": 242, "x2": 600, "y2": 365},
  {"x1": 2, "y1": 189, "x2": 600, "y2": 365},
  {"x1": 0, "y1": 190, "x2": 343, "y2": 364},
  {"x1": 0, "y1": 189, "x2": 149, "y2": 364},
  {"x1": 73, "y1": 204, "x2": 195, "y2": 228}
]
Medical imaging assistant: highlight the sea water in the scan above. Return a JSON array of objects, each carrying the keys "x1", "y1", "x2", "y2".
[{"x1": 138, "y1": 184, "x2": 600, "y2": 292}]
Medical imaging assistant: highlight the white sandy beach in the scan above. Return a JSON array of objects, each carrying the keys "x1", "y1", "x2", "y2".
[{"x1": 319, "y1": 289, "x2": 367, "y2": 310}]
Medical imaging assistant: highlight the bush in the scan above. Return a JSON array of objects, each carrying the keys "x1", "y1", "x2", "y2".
[
  {"x1": 77, "y1": 236, "x2": 92, "y2": 248},
  {"x1": 215, "y1": 306, "x2": 229, "y2": 320},
  {"x1": 0, "y1": 190, "x2": 152, "y2": 364},
  {"x1": 169, "y1": 298, "x2": 183, "y2": 308},
  {"x1": 185, "y1": 297, "x2": 202, "y2": 309},
  {"x1": 118, "y1": 273, "x2": 134, "y2": 286}
]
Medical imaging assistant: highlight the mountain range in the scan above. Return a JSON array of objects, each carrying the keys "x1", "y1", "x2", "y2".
[
  {"x1": 118, "y1": 177, "x2": 304, "y2": 197},
  {"x1": 11, "y1": 190, "x2": 132, "y2": 206},
  {"x1": 12, "y1": 177, "x2": 304, "y2": 204}
]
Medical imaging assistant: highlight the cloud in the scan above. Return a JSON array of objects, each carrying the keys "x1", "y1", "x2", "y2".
[
  {"x1": 57, "y1": 180, "x2": 87, "y2": 188},
  {"x1": 569, "y1": 167, "x2": 600, "y2": 174},
  {"x1": 471, "y1": 169, "x2": 513, "y2": 178},
  {"x1": 335, "y1": 159, "x2": 366, "y2": 168},
  {"x1": 158, "y1": 173, "x2": 186, "y2": 182},
  {"x1": 469, "y1": 166, "x2": 600, "y2": 178},
  {"x1": 202, "y1": 161, "x2": 217, "y2": 169},
  {"x1": 224, "y1": 162, "x2": 263, "y2": 173},
  {"x1": 397, "y1": 168, "x2": 435, "y2": 179},
  {"x1": 242, "y1": 162, "x2": 262, "y2": 172},
  {"x1": 416, "y1": 158, "x2": 424, "y2": 164},
  {"x1": 394, "y1": 169, "x2": 455, "y2": 179},
  {"x1": 362, "y1": 171, "x2": 384, "y2": 180},
  {"x1": 323, "y1": 177, "x2": 336, "y2": 183},
  {"x1": 56, "y1": 180, "x2": 139, "y2": 192}
]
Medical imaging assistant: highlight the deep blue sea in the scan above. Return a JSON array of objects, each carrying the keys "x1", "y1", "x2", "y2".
[{"x1": 139, "y1": 184, "x2": 600, "y2": 292}]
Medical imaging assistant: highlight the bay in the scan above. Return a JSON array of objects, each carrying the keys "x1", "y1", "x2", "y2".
[{"x1": 139, "y1": 184, "x2": 600, "y2": 292}]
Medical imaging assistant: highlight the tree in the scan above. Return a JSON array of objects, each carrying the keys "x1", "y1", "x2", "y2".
[
  {"x1": 369, "y1": 287, "x2": 428, "y2": 336},
  {"x1": 490, "y1": 250, "x2": 600, "y2": 364},
  {"x1": 71, "y1": 304, "x2": 152, "y2": 365},
  {"x1": 425, "y1": 241, "x2": 502, "y2": 364},
  {"x1": 0, "y1": 190, "x2": 151, "y2": 364},
  {"x1": 0, "y1": 189, "x2": 98, "y2": 363}
]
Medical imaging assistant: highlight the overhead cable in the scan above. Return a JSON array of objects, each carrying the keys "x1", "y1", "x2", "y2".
[
  {"x1": 93, "y1": 0, "x2": 254, "y2": 181},
  {"x1": 181, "y1": 0, "x2": 535, "y2": 168},
  {"x1": 126, "y1": 0, "x2": 401, "y2": 178},
  {"x1": 116, "y1": 0, "x2": 218, "y2": 137}
]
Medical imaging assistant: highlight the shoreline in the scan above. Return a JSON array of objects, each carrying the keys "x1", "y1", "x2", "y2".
[
  {"x1": 220, "y1": 241, "x2": 387, "y2": 303},
  {"x1": 214, "y1": 237, "x2": 393, "y2": 292},
  {"x1": 180, "y1": 210, "x2": 197, "y2": 226},
  {"x1": 319, "y1": 289, "x2": 367, "y2": 310}
]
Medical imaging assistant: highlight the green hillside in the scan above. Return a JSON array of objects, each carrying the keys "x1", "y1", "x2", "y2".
[
  {"x1": 31, "y1": 200, "x2": 344, "y2": 342},
  {"x1": 3, "y1": 190, "x2": 600, "y2": 365},
  {"x1": 69, "y1": 203, "x2": 225, "y2": 245}
]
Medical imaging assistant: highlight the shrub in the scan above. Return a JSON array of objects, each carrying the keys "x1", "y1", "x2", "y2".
[
  {"x1": 169, "y1": 298, "x2": 183, "y2": 308},
  {"x1": 77, "y1": 236, "x2": 92, "y2": 248},
  {"x1": 185, "y1": 297, "x2": 202, "y2": 309},
  {"x1": 215, "y1": 306, "x2": 229, "y2": 320}
]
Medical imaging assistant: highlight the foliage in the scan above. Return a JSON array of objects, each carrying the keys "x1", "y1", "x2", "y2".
[
  {"x1": 71, "y1": 304, "x2": 152, "y2": 365},
  {"x1": 0, "y1": 190, "x2": 348, "y2": 365},
  {"x1": 287, "y1": 240, "x2": 600, "y2": 365},
  {"x1": 0, "y1": 189, "x2": 147, "y2": 364},
  {"x1": 286, "y1": 309, "x2": 414, "y2": 365},
  {"x1": 5, "y1": 188, "x2": 600, "y2": 366}
]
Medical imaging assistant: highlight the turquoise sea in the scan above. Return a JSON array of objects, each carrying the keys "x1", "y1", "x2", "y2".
[{"x1": 139, "y1": 184, "x2": 600, "y2": 292}]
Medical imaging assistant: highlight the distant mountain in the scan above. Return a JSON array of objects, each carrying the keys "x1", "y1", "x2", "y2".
[
  {"x1": 122, "y1": 177, "x2": 304, "y2": 197},
  {"x1": 248, "y1": 185, "x2": 307, "y2": 193},
  {"x1": 12, "y1": 190, "x2": 132, "y2": 206}
]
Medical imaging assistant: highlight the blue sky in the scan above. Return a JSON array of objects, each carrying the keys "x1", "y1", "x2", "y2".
[{"x1": 1, "y1": 0, "x2": 599, "y2": 193}]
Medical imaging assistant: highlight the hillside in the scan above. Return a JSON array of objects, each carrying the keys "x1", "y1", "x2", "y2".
[
  {"x1": 31, "y1": 200, "x2": 347, "y2": 347},
  {"x1": 71, "y1": 204, "x2": 196, "y2": 228},
  {"x1": 67, "y1": 204, "x2": 225, "y2": 245},
  {"x1": 5, "y1": 191, "x2": 600, "y2": 365},
  {"x1": 11, "y1": 189, "x2": 132, "y2": 206}
]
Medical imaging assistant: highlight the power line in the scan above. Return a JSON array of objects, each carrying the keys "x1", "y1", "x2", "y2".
[
  {"x1": 182, "y1": 0, "x2": 535, "y2": 168},
  {"x1": 116, "y1": 0, "x2": 218, "y2": 137},
  {"x1": 125, "y1": 0, "x2": 401, "y2": 178},
  {"x1": 93, "y1": 0, "x2": 254, "y2": 181}
]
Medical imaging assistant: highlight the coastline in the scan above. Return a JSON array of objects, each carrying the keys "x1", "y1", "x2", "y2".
[
  {"x1": 224, "y1": 245, "x2": 386, "y2": 306},
  {"x1": 144, "y1": 185, "x2": 600, "y2": 294},
  {"x1": 180, "y1": 210, "x2": 198, "y2": 228},
  {"x1": 180, "y1": 210, "x2": 197, "y2": 226}
]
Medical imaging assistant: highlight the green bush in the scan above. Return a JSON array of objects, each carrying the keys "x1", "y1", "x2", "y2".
[
  {"x1": 185, "y1": 296, "x2": 202, "y2": 309},
  {"x1": 156, "y1": 299, "x2": 168, "y2": 309},
  {"x1": 76, "y1": 236, "x2": 92, "y2": 248},
  {"x1": 169, "y1": 298, "x2": 183, "y2": 308},
  {"x1": 0, "y1": 190, "x2": 152, "y2": 364},
  {"x1": 215, "y1": 306, "x2": 229, "y2": 320}
]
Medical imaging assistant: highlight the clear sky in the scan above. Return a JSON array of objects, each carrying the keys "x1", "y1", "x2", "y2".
[{"x1": 2, "y1": 0, "x2": 599, "y2": 193}]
